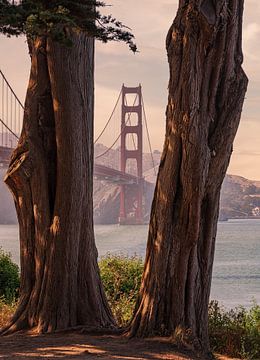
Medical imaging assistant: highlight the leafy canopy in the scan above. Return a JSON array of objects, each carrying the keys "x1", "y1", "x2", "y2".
[{"x1": 0, "y1": 0, "x2": 136, "y2": 51}]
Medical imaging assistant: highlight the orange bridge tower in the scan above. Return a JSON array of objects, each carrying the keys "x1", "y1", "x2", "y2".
[{"x1": 119, "y1": 84, "x2": 144, "y2": 225}]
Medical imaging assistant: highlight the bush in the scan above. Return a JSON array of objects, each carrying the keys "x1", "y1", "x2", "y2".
[
  {"x1": 209, "y1": 300, "x2": 260, "y2": 359},
  {"x1": 0, "y1": 248, "x2": 20, "y2": 303},
  {"x1": 1, "y1": 250, "x2": 258, "y2": 360},
  {"x1": 0, "y1": 298, "x2": 16, "y2": 328},
  {"x1": 99, "y1": 254, "x2": 143, "y2": 326},
  {"x1": 99, "y1": 254, "x2": 260, "y2": 359}
]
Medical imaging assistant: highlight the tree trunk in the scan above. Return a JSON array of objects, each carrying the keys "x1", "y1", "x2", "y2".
[
  {"x1": 129, "y1": 0, "x2": 248, "y2": 354},
  {"x1": 2, "y1": 32, "x2": 115, "y2": 334}
]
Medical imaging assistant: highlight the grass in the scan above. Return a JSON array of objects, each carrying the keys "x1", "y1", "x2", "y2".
[
  {"x1": 0, "y1": 247, "x2": 19, "y2": 328},
  {"x1": 209, "y1": 300, "x2": 260, "y2": 359},
  {"x1": 0, "y1": 298, "x2": 16, "y2": 328},
  {"x1": 0, "y1": 247, "x2": 20, "y2": 303},
  {"x1": 99, "y1": 254, "x2": 143, "y2": 326},
  {"x1": 0, "y1": 253, "x2": 259, "y2": 359},
  {"x1": 100, "y1": 255, "x2": 260, "y2": 359}
]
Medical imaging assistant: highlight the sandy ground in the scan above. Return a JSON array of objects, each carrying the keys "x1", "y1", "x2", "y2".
[{"x1": 0, "y1": 332, "x2": 239, "y2": 360}]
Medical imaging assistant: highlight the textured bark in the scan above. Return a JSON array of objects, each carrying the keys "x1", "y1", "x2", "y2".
[
  {"x1": 129, "y1": 0, "x2": 248, "y2": 354},
  {"x1": 2, "y1": 32, "x2": 115, "y2": 334}
]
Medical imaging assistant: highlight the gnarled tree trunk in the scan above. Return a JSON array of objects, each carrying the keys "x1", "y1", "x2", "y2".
[
  {"x1": 129, "y1": 0, "x2": 248, "y2": 354},
  {"x1": 2, "y1": 32, "x2": 115, "y2": 334}
]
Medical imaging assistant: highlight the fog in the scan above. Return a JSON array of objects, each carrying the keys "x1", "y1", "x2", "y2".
[{"x1": 0, "y1": 168, "x2": 17, "y2": 224}]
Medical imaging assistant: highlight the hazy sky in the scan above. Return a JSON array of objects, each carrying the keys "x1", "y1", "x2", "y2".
[{"x1": 0, "y1": 1, "x2": 259, "y2": 180}]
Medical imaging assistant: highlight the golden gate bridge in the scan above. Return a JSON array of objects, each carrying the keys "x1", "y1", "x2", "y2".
[{"x1": 0, "y1": 69, "x2": 157, "y2": 225}]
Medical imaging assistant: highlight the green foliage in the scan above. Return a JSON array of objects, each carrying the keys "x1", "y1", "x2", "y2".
[
  {"x1": 99, "y1": 254, "x2": 143, "y2": 326},
  {"x1": 1, "y1": 250, "x2": 258, "y2": 360},
  {"x1": 0, "y1": 298, "x2": 16, "y2": 327},
  {"x1": 0, "y1": 0, "x2": 136, "y2": 51},
  {"x1": 0, "y1": 248, "x2": 20, "y2": 304},
  {"x1": 209, "y1": 300, "x2": 260, "y2": 359},
  {"x1": 99, "y1": 255, "x2": 260, "y2": 358}
]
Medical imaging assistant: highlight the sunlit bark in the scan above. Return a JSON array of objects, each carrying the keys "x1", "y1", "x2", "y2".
[
  {"x1": 2, "y1": 32, "x2": 115, "y2": 334},
  {"x1": 130, "y1": 0, "x2": 248, "y2": 355}
]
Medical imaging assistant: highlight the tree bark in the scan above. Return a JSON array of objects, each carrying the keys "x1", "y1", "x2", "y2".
[
  {"x1": 2, "y1": 31, "x2": 115, "y2": 334},
  {"x1": 129, "y1": 0, "x2": 248, "y2": 354}
]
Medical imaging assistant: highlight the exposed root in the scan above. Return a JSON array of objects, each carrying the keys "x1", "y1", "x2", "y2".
[{"x1": 1, "y1": 317, "x2": 29, "y2": 336}]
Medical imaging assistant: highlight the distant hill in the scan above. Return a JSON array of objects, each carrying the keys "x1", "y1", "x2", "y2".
[
  {"x1": 142, "y1": 171, "x2": 260, "y2": 221},
  {"x1": 220, "y1": 175, "x2": 260, "y2": 219},
  {"x1": 1, "y1": 145, "x2": 260, "y2": 224},
  {"x1": 94, "y1": 144, "x2": 260, "y2": 223}
]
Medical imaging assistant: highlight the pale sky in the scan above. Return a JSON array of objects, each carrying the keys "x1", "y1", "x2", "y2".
[{"x1": 0, "y1": 1, "x2": 259, "y2": 180}]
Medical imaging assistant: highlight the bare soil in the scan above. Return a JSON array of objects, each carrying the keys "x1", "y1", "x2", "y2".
[{"x1": 0, "y1": 332, "x2": 239, "y2": 360}]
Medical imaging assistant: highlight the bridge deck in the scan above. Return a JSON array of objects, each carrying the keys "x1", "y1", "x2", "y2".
[
  {"x1": 94, "y1": 164, "x2": 139, "y2": 184},
  {"x1": 0, "y1": 148, "x2": 140, "y2": 185}
]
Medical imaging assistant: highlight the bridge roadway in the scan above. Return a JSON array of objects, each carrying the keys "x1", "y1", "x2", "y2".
[
  {"x1": 0, "y1": 148, "x2": 140, "y2": 184},
  {"x1": 94, "y1": 164, "x2": 139, "y2": 184}
]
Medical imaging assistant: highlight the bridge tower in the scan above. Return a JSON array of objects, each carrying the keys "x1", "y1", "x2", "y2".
[{"x1": 119, "y1": 84, "x2": 143, "y2": 225}]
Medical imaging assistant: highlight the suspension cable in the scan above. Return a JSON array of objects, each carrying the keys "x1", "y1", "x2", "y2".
[
  {"x1": 0, "y1": 118, "x2": 19, "y2": 140},
  {"x1": 95, "y1": 94, "x2": 138, "y2": 160},
  {"x1": 0, "y1": 69, "x2": 24, "y2": 147},
  {"x1": 141, "y1": 93, "x2": 156, "y2": 176},
  {"x1": 94, "y1": 88, "x2": 122, "y2": 145},
  {"x1": 0, "y1": 70, "x2": 24, "y2": 109}
]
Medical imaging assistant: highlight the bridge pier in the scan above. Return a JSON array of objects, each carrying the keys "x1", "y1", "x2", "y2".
[{"x1": 119, "y1": 84, "x2": 144, "y2": 225}]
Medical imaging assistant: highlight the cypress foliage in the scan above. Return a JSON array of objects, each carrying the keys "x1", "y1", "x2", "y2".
[{"x1": 0, "y1": 0, "x2": 136, "y2": 51}]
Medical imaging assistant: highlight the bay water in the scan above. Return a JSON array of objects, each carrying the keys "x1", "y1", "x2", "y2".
[{"x1": 0, "y1": 219, "x2": 259, "y2": 309}]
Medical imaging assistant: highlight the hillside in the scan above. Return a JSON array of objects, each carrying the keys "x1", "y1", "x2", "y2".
[
  {"x1": 220, "y1": 174, "x2": 260, "y2": 219},
  {"x1": 94, "y1": 144, "x2": 260, "y2": 223},
  {"x1": 1, "y1": 145, "x2": 260, "y2": 224}
]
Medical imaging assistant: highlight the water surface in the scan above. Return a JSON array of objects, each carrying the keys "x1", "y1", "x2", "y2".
[{"x1": 0, "y1": 219, "x2": 259, "y2": 308}]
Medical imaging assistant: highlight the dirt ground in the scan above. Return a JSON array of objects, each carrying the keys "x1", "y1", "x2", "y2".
[{"x1": 0, "y1": 332, "x2": 239, "y2": 360}]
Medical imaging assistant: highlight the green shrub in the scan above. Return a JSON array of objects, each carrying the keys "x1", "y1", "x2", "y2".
[
  {"x1": 0, "y1": 248, "x2": 20, "y2": 303},
  {"x1": 0, "y1": 298, "x2": 16, "y2": 327},
  {"x1": 99, "y1": 254, "x2": 143, "y2": 326},
  {"x1": 209, "y1": 300, "x2": 260, "y2": 359},
  {"x1": 99, "y1": 254, "x2": 260, "y2": 359},
  {"x1": 0, "y1": 250, "x2": 258, "y2": 359}
]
